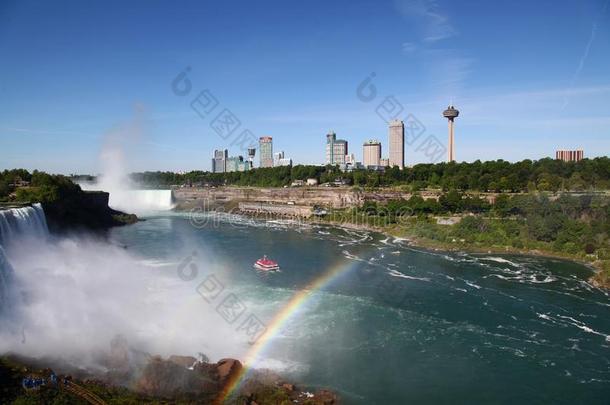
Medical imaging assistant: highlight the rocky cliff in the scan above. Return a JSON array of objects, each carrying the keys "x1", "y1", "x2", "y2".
[
  {"x1": 1, "y1": 353, "x2": 339, "y2": 405},
  {"x1": 173, "y1": 186, "x2": 499, "y2": 212},
  {"x1": 43, "y1": 190, "x2": 137, "y2": 233}
]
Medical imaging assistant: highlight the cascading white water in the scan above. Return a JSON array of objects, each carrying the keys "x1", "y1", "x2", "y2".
[
  {"x1": 0, "y1": 203, "x2": 48, "y2": 317},
  {"x1": 0, "y1": 245, "x2": 15, "y2": 316},
  {"x1": 79, "y1": 181, "x2": 174, "y2": 214},
  {"x1": 107, "y1": 189, "x2": 174, "y2": 214},
  {"x1": 0, "y1": 203, "x2": 49, "y2": 246}
]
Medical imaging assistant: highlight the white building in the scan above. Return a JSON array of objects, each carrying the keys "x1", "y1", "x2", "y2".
[{"x1": 274, "y1": 151, "x2": 292, "y2": 166}]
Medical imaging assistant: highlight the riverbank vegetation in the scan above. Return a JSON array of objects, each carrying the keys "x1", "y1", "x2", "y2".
[
  {"x1": 128, "y1": 157, "x2": 610, "y2": 191},
  {"x1": 320, "y1": 192, "x2": 610, "y2": 287},
  {"x1": 0, "y1": 169, "x2": 81, "y2": 204}
]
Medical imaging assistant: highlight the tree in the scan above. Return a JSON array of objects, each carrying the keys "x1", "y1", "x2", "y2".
[
  {"x1": 493, "y1": 194, "x2": 512, "y2": 217},
  {"x1": 568, "y1": 172, "x2": 586, "y2": 191},
  {"x1": 439, "y1": 190, "x2": 462, "y2": 212},
  {"x1": 0, "y1": 179, "x2": 10, "y2": 199}
]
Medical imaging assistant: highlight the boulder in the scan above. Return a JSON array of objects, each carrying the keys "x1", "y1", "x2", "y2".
[
  {"x1": 315, "y1": 389, "x2": 338, "y2": 404},
  {"x1": 215, "y1": 358, "x2": 242, "y2": 384}
]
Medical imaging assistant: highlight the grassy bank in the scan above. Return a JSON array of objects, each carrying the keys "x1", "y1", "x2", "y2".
[{"x1": 311, "y1": 206, "x2": 610, "y2": 289}]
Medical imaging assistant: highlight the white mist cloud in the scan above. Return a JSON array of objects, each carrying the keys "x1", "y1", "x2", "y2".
[
  {"x1": 78, "y1": 106, "x2": 175, "y2": 214},
  {"x1": 0, "y1": 232, "x2": 250, "y2": 371}
]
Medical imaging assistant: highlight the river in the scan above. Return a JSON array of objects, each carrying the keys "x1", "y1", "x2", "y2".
[{"x1": 106, "y1": 213, "x2": 610, "y2": 404}]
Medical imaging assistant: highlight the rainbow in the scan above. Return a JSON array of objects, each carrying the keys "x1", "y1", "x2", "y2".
[{"x1": 217, "y1": 258, "x2": 361, "y2": 403}]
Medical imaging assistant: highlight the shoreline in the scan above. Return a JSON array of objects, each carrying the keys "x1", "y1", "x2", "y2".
[
  {"x1": 171, "y1": 206, "x2": 609, "y2": 289},
  {"x1": 309, "y1": 217, "x2": 609, "y2": 289}
]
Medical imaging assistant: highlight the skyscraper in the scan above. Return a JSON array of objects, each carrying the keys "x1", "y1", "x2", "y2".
[
  {"x1": 388, "y1": 120, "x2": 404, "y2": 169},
  {"x1": 259, "y1": 136, "x2": 273, "y2": 168},
  {"x1": 363, "y1": 140, "x2": 381, "y2": 167},
  {"x1": 443, "y1": 105, "x2": 459, "y2": 162},
  {"x1": 212, "y1": 149, "x2": 228, "y2": 173},
  {"x1": 325, "y1": 131, "x2": 348, "y2": 165}
]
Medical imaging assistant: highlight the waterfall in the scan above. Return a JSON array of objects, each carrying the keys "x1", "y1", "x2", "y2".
[
  {"x1": 126, "y1": 190, "x2": 174, "y2": 211},
  {"x1": 107, "y1": 190, "x2": 174, "y2": 214},
  {"x1": 0, "y1": 203, "x2": 49, "y2": 247},
  {"x1": 0, "y1": 245, "x2": 15, "y2": 317},
  {"x1": 78, "y1": 181, "x2": 174, "y2": 215},
  {"x1": 0, "y1": 204, "x2": 47, "y2": 317}
]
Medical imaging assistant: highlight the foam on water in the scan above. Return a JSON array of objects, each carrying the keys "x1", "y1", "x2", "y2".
[
  {"x1": 481, "y1": 257, "x2": 521, "y2": 267},
  {"x1": 387, "y1": 269, "x2": 430, "y2": 282}
]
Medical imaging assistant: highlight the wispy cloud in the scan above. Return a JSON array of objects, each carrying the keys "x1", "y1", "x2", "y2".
[
  {"x1": 422, "y1": 49, "x2": 473, "y2": 94},
  {"x1": 395, "y1": 0, "x2": 456, "y2": 43},
  {"x1": 562, "y1": 0, "x2": 610, "y2": 109},
  {"x1": 401, "y1": 41, "x2": 418, "y2": 53},
  {"x1": 394, "y1": 0, "x2": 471, "y2": 100}
]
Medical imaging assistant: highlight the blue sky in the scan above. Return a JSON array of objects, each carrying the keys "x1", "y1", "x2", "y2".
[{"x1": 1, "y1": 0, "x2": 609, "y2": 174}]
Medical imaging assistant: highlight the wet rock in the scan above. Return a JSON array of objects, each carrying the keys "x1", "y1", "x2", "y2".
[
  {"x1": 168, "y1": 355, "x2": 197, "y2": 369},
  {"x1": 315, "y1": 389, "x2": 338, "y2": 404},
  {"x1": 135, "y1": 356, "x2": 203, "y2": 397},
  {"x1": 215, "y1": 358, "x2": 242, "y2": 384}
]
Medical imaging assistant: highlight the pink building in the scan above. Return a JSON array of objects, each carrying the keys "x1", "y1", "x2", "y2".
[{"x1": 555, "y1": 149, "x2": 584, "y2": 162}]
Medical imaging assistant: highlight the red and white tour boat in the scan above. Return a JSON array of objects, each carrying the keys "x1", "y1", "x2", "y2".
[{"x1": 254, "y1": 255, "x2": 280, "y2": 271}]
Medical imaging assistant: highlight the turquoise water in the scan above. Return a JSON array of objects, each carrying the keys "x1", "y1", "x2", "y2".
[{"x1": 110, "y1": 214, "x2": 610, "y2": 404}]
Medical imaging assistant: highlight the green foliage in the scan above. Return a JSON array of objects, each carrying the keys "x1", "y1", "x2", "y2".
[
  {"x1": 123, "y1": 157, "x2": 610, "y2": 191},
  {"x1": 356, "y1": 192, "x2": 609, "y2": 260},
  {"x1": 0, "y1": 179, "x2": 9, "y2": 201},
  {"x1": 14, "y1": 185, "x2": 60, "y2": 203},
  {"x1": 456, "y1": 216, "x2": 488, "y2": 238},
  {"x1": 0, "y1": 169, "x2": 81, "y2": 204}
]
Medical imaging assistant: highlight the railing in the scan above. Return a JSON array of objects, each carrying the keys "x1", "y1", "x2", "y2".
[{"x1": 61, "y1": 381, "x2": 108, "y2": 405}]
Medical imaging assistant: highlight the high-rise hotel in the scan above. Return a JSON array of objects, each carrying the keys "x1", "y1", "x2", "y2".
[
  {"x1": 212, "y1": 149, "x2": 228, "y2": 173},
  {"x1": 326, "y1": 131, "x2": 348, "y2": 165},
  {"x1": 259, "y1": 136, "x2": 274, "y2": 168},
  {"x1": 363, "y1": 140, "x2": 381, "y2": 167},
  {"x1": 388, "y1": 120, "x2": 404, "y2": 169},
  {"x1": 556, "y1": 149, "x2": 584, "y2": 162}
]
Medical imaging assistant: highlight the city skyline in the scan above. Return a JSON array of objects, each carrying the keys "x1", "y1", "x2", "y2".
[{"x1": 1, "y1": 0, "x2": 609, "y2": 174}]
